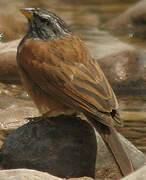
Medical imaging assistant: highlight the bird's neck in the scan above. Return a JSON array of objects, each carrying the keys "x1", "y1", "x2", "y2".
[{"x1": 26, "y1": 21, "x2": 71, "y2": 41}]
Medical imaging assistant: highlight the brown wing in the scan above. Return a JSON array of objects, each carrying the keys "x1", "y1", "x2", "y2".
[{"x1": 18, "y1": 36, "x2": 121, "y2": 126}]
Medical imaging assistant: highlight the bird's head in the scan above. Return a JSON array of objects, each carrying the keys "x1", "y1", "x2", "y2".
[{"x1": 20, "y1": 8, "x2": 71, "y2": 40}]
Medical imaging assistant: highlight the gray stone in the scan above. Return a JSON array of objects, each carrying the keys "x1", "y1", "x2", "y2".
[
  {"x1": 95, "y1": 132, "x2": 146, "y2": 180},
  {"x1": 119, "y1": 134, "x2": 146, "y2": 170},
  {"x1": 98, "y1": 49, "x2": 146, "y2": 95},
  {"x1": 121, "y1": 165, "x2": 146, "y2": 180},
  {"x1": 0, "y1": 168, "x2": 63, "y2": 180}
]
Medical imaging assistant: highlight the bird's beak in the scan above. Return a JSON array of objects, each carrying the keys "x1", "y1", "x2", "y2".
[{"x1": 20, "y1": 8, "x2": 35, "y2": 20}]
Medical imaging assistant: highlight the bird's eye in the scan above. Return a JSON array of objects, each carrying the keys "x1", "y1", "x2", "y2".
[{"x1": 40, "y1": 17, "x2": 50, "y2": 25}]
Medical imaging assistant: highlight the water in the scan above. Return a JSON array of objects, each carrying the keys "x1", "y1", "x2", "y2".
[
  {"x1": 118, "y1": 96, "x2": 146, "y2": 153},
  {"x1": 0, "y1": 0, "x2": 146, "y2": 153}
]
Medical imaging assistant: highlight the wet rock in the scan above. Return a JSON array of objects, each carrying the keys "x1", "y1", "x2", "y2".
[
  {"x1": 98, "y1": 49, "x2": 146, "y2": 95},
  {"x1": 86, "y1": 30, "x2": 134, "y2": 60},
  {"x1": 0, "y1": 168, "x2": 63, "y2": 180},
  {"x1": 103, "y1": 0, "x2": 146, "y2": 38},
  {"x1": 0, "y1": 97, "x2": 39, "y2": 131},
  {"x1": 95, "y1": 132, "x2": 146, "y2": 180},
  {"x1": 0, "y1": 40, "x2": 20, "y2": 83},
  {"x1": 0, "y1": 116, "x2": 97, "y2": 178},
  {"x1": 121, "y1": 165, "x2": 146, "y2": 180},
  {"x1": 0, "y1": 96, "x2": 39, "y2": 146}
]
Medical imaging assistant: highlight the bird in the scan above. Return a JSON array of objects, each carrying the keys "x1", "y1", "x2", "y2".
[{"x1": 17, "y1": 8, "x2": 134, "y2": 176}]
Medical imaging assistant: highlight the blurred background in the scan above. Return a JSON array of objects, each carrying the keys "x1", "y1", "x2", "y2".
[{"x1": 0, "y1": 0, "x2": 145, "y2": 154}]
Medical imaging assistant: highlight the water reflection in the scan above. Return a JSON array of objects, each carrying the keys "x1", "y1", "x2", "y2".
[{"x1": 118, "y1": 96, "x2": 146, "y2": 153}]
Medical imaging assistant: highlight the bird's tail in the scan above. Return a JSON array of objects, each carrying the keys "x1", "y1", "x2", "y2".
[{"x1": 86, "y1": 115, "x2": 134, "y2": 176}]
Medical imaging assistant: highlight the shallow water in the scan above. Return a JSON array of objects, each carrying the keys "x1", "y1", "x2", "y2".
[
  {"x1": 0, "y1": 0, "x2": 146, "y2": 153},
  {"x1": 118, "y1": 96, "x2": 146, "y2": 153}
]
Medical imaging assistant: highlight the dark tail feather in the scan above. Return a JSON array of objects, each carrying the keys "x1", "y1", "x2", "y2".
[{"x1": 86, "y1": 116, "x2": 134, "y2": 176}]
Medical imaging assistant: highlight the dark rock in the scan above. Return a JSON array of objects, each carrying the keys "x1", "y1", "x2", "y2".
[
  {"x1": 103, "y1": 0, "x2": 146, "y2": 38},
  {"x1": 0, "y1": 115, "x2": 97, "y2": 178},
  {"x1": 98, "y1": 49, "x2": 146, "y2": 95}
]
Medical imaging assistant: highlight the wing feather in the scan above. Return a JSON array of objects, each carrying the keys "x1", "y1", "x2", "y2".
[{"x1": 18, "y1": 37, "x2": 121, "y2": 126}]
